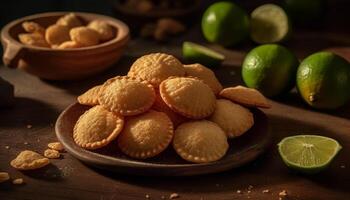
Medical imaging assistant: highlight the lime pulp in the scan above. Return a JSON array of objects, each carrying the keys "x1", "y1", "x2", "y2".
[{"x1": 278, "y1": 135, "x2": 342, "y2": 174}]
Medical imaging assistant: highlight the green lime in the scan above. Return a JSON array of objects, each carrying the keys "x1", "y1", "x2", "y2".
[
  {"x1": 182, "y1": 42, "x2": 225, "y2": 67},
  {"x1": 278, "y1": 135, "x2": 342, "y2": 174},
  {"x1": 296, "y1": 52, "x2": 350, "y2": 109},
  {"x1": 283, "y1": 0, "x2": 326, "y2": 25},
  {"x1": 250, "y1": 4, "x2": 291, "y2": 44},
  {"x1": 201, "y1": 1, "x2": 249, "y2": 47},
  {"x1": 242, "y1": 44, "x2": 299, "y2": 97}
]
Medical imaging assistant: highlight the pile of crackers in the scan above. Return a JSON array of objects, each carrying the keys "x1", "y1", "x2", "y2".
[{"x1": 75, "y1": 53, "x2": 271, "y2": 163}]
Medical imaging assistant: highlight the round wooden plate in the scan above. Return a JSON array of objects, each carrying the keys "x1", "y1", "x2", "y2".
[{"x1": 55, "y1": 103, "x2": 271, "y2": 176}]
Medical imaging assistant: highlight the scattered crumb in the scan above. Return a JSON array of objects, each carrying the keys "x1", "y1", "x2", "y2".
[
  {"x1": 145, "y1": 194, "x2": 150, "y2": 199},
  {"x1": 229, "y1": 71, "x2": 236, "y2": 76},
  {"x1": 248, "y1": 185, "x2": 254, "y2": 190},
  {"x1": 247, "y1": 190, "x2": 251, "y2": 194},
  {"x1": 236, "y1": 190, "x2": 242, "y2": 194},
  {"x1": 12, "y1": 178, "x2": 24, "y2": 185},
  {"x1": 26, "y1": 124, "x2": 32, "y2": 129},
  {"x1": 215, "y1": 183, "x2": 220, "y2": 187},
  {"x1": 48, "y1": 142, "x2": 64, "y2": 151},
  {"x1": 279, "y1": 190, "x2": 288, "y2": 200},
  {"x1": 44, "y1": 149, "x2": 61, "y2": 159},
  {"x1": 5, "y1": 146, "x2": 10, "y2": 149},
  {"x1": 161, "y1": 195, "x2": 165, "y2": 199},
  {"x1": 24, "y1": 142, "x2": 29, "y2": 145},
  {"x1": 262, "y1": 189, "x2": 270, "y2": 194},
  {"x1": 0, "y1": 172, "x2": 10, "y2": 183},
  {"x1": 340, "y1": 165, "x2": 346, "y2": 169},
  {"x1": 169, "y1": 193, "x2": 179, "y2": 199}
]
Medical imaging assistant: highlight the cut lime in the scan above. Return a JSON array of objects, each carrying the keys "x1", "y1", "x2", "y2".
[
  {"x1": 182, "y1": 42, "x2": 225, "y2": 67},
  {"x1": 278, "y1": 135, "x2": 342, "y2": 174},
  {"x1": 250, "y1": 4, "x2": 291, "y2": 44}
]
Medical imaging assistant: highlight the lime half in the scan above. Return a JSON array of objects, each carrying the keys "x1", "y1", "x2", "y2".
[
  {"x1": 250, "y1": 4, "x2": 291, "y2": 44},
  {"x1": 183, "y1": 42, "x2": 225, "y2": 67},
  {"x1": 278, "y1": 135, "x2": 342, "y2": 174}
]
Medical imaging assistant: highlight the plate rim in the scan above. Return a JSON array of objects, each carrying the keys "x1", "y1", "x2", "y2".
[{"x1": 55, "y1": 102, "x2": 271, "y2": 175}]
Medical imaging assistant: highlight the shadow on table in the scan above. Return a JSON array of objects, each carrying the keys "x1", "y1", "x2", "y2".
[
  {"x1": 42, "y1": 55, "x2": 135, "y2": 96},
  {"x1": 21, "y1": 164, "x2": 65, "y2": 182},
  {"x1": 87, "y1": 114, "x2": 349, "y2": 197},
  {"x1": 0, "y1": 97, "x2": 59, "y2": 128},
  {"x1": 276, "y1": 89, "x2": 350, "y2": 119}
]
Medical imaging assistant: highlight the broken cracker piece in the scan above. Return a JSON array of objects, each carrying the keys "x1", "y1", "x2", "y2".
[
  {"x1": 48, "y1": 142, "x2": 64, "y2": 151},
  {"x1": 0, "y1": 172, "x2": 10, "y2": 183},
  {"x1": 44, "y1": 149, "x2": 60, "y2": 159},
  {"x1": 169, "y1": 193, "x2": 180, "y2": 199},
  {"x1": 12, "y1": 178, "x2": 24, "y2": 185},
  {"x1": 10, "y1": 150, "x2": 50, "y2": 170}
]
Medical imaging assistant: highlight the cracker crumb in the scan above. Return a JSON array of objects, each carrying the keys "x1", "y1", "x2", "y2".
[
  {"x1": 0, "y1": 172, "x2": 10, "y2": 183},
  {"x1": 279, "y1": 190, "x2": 288, "y2": 199},
  {"x1": 145, "y1": 194, "x2": 150, "y2": 199},
  {"x1": 5, "y1": 146, "x2": 10, "y2": 149},
  {"x1": 247, "y1": 190, "x2": 251, "y2": 194},
  {"x1": 26, "y1": 124, "x2": 32, "y2": 129},
  {"x1": 248, "y1": 185, "x2": 254, "y2": 190},
  {"x1": 262, "y1": 189, "x2": 270, "y2": 193},
  {"x1": 24, "y1": 142, "x2": 29, "y2": 145},
  {"x1": 236, "y1": 190, "x2": 242, "y2": 194},
  {"x1": 12, "y1": 178, "x2": 24, "y2": 185},
  {"x1": 169, "y1": 193, "x2": 179, "y2": 199},
  {"x1": 48, "y1": 142, "x2": 64, "y2": 151},
  {"x1": 44, "y1": 149, "x2": 61, "y2": 159}
]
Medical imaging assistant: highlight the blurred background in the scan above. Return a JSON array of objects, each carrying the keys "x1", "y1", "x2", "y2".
[{"x1": 1, "y1": 0, "x2": 350, "y2": 59}]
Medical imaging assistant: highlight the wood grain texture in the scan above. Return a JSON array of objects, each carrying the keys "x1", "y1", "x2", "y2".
[{"x1": 1, "y1": 14, "x2": 350, "y2": 200}]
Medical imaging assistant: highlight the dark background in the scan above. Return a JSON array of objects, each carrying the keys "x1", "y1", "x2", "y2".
[{"x1": 1, "y1": 0, "x2": 349, "y2": 39}]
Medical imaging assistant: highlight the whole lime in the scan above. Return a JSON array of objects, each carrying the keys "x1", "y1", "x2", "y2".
[
  {"x1": 296, "y1": 52, "x2": 350, "y2": 109},
  {"x1": 242, "y1": 44, "x2": 299, "y2": 97},
  {"x1": 201, "y1": 1, "x2": 249, "y2": 47}
]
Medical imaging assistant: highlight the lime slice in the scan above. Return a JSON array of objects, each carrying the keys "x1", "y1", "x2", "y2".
[
  {"x1": 250, "y1": 4, "x2": 291, "y2": 44},
  {"x1": 278, "y1": 135, "x2": 342, "y2": 174},
  {"x1": 182, "y1": 42, "x2": 225, "y2": 67}
]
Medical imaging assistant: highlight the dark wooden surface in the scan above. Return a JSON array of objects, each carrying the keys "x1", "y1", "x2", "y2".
[{"x1": 1, "y1": 9, "x2": 350, "y2": 200}]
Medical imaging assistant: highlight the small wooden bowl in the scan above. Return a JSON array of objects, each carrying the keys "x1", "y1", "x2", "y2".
[
  {"x1": 1, "y1": 12, "x2": 130, "y2": 80},
  {"x1": 55, "y1": 103, "x2": 271, "y2": 176}
]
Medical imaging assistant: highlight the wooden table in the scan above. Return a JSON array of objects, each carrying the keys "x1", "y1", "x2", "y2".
[{"x1": 1, "y1": 22, "x2": 350, "y2": 200}]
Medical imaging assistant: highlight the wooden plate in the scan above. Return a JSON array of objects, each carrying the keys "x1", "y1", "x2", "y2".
[{"x1": 55, "y1": 103, "x2": 271, "y2": 176}]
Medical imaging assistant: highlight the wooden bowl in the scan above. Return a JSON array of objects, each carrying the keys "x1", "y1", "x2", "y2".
[
  {"x1": 1, "y1": 12, "x2": 130, "y2": 80},
  {"x1": 55, "y1": 103, "x2": 271, "y2": 176}
]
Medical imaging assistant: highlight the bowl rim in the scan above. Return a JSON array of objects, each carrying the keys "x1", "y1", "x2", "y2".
[{"x1": 1, "y1": 11, "x2": 130, "y2": 52}]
